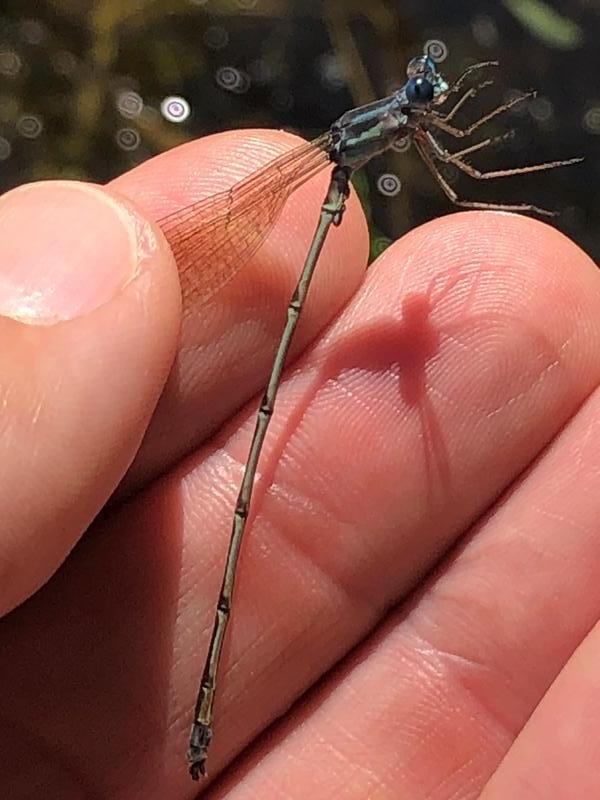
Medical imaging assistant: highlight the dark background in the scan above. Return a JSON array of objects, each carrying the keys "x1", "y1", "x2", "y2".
[{"x1": 0, "y1": 0, "x2": 598, "y2": 261}]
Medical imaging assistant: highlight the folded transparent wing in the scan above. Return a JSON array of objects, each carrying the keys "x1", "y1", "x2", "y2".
[{"x1": 158, "y1": 133, "x2": 333, "y2": 305}]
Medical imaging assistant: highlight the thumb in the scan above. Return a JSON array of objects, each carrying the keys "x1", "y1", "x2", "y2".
[{"x1": 0, "y1": 180, "x2": 181, "y2": 615}]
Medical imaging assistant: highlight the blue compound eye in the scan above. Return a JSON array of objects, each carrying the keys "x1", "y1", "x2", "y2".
[{"x1": 405, "y1": 76, "x2": 435, "y2": 104}]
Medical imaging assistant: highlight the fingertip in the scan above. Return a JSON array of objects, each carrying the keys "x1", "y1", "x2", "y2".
[
  {"x1": 0, "y1": 180, "x2": 179, "y2": 325},
  {"x1": 402, "y1": 209, "x2": 594, "y2": 271},
  {"x1": 370, "y1": 210, "x2": 597, "y2": 304},
  {"x1": 0, "y1": 180, "x2": 182, "y2": 615}
]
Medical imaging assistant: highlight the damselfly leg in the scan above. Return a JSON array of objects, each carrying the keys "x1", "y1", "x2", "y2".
[
  {"x1": 414, "y1": 120, "x2": 581, "y2": 217},
  {"x1": 413, "y1": 81, "x2": 583, "y2": 217},
  {"x1": 428, "y1": 90, "x2": 537, "y2": 139},
  {"x1": 439, "y1": 79, "x2": 496, "y2": 123},
  {"x1": 444, "y1": 60, "x2": 499, "y2": 97},
  {"x1": 437, "y1": 60, "x2": 503, "y2": 124},
  {"x1": 423, "y1": 128, "x2": 582, "y2": 183},
  {"x1": 413, "y1": 135, "x2": 558, "y2": 216}
]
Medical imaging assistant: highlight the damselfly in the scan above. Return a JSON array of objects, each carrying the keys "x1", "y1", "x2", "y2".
[{"x1": 158, "y1": 54, "x2": 581, "y2": 780}]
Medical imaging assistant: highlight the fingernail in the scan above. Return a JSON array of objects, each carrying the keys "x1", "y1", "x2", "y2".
[{"x1": 0, "y1": 181, "x2": 156, "y2": 324}]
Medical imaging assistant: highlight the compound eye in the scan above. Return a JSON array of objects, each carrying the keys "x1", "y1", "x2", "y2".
[
  {"x1": 406, "y1": 55, "x2": 437, "y2": 78},
  {"x1": 405, "y1": 76, "x2": 435, "y2": 104}
]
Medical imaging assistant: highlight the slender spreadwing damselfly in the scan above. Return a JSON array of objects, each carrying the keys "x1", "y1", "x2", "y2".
[{"x1": 158, "y1": 53, "x2": 581, "y2": 780}]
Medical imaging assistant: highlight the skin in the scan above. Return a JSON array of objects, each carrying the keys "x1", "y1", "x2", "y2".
[{"x1": 0, "y1": 129, "x2": 599, "y2": 799}]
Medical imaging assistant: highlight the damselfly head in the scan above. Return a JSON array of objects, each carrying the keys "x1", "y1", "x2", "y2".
[
  {"x1": 406, "y1": 55, "x2": 437, "y2": 78},
  {"x1": 404, "y1": 55, "x2": 449, "y2": 106}
]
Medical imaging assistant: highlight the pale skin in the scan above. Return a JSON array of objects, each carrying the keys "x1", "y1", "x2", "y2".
[{"x1": 0, "y1": 129, "x2": 599, "y2": 799}]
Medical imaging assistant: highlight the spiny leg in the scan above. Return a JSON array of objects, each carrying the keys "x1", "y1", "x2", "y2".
[
  {"x1": 426, "y1": 129, "x2": 516, "y2": 163},
  {"x1": 413, "y1": 135, "x2": 558, "y2": 217},
  {"x1": 445, "y1": 60, "x2": 499, "y2": 97},
  {"x1": 429, "y1": 91, "x2": 536, "y2": 139},
  {"x1": 437, "y1": 79, "x2": 495, "y2": 124},
  {"x1": 423, "y1": 128, "x2": 583, "y2": 182}
]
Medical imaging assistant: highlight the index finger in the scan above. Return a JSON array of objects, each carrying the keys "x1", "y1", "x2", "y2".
[{"x1": 110, "y1": 130, "x2": 369, "y2": 491}]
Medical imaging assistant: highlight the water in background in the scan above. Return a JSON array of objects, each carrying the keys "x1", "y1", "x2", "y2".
[{"x1": 0, "y1": 0, "x2": 597, "y2": 260}]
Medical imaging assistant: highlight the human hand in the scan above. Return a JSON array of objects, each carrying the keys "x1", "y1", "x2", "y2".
[{"x1": 1, "y1": 130, "x2": 599, "y2": 798}]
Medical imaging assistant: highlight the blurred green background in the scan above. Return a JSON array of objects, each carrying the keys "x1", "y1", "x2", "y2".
[{"x1": 0, "y1": 0, "x2": 598, "y2": 260}]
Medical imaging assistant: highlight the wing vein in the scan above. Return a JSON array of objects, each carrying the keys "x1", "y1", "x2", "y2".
[{"x1": 158, "y1": 134, "x2": 333, "y2": 304}]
